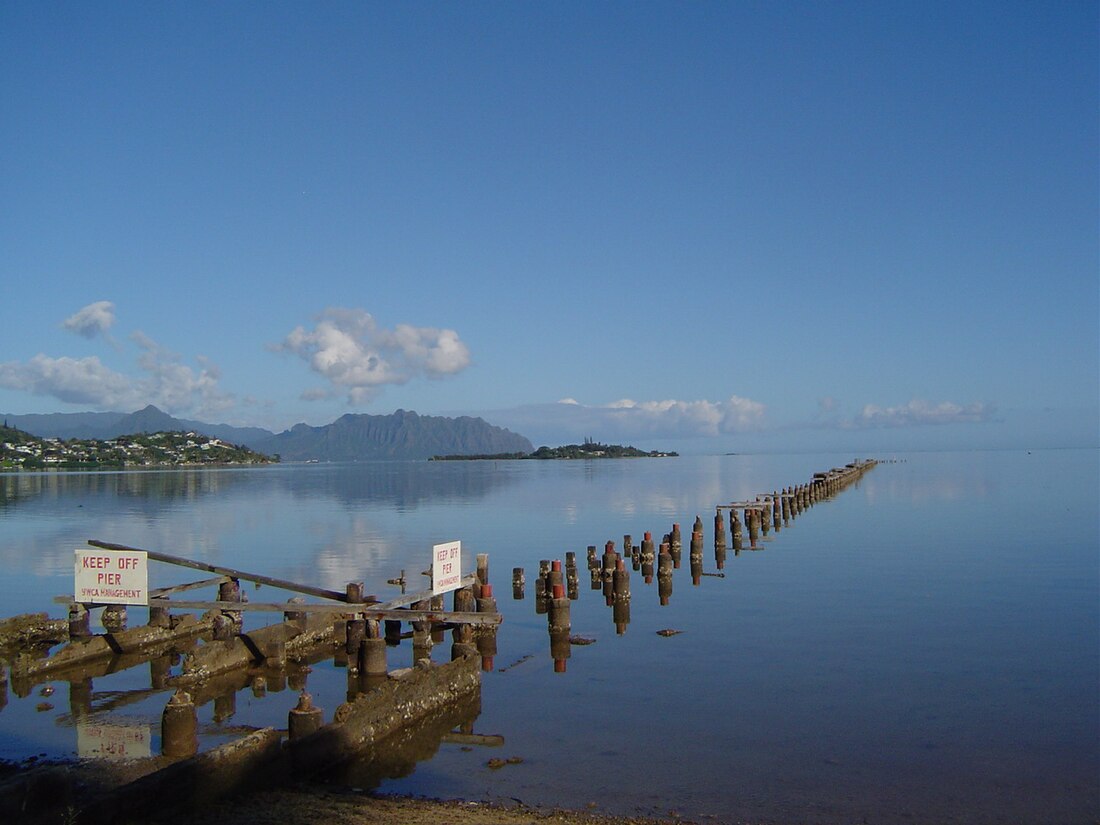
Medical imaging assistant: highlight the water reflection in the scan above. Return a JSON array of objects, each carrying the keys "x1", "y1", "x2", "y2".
[{"x1": 0, "y1": 461, "x2": 522, "y2": 513}]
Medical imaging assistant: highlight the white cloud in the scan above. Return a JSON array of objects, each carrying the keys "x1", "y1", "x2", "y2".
[
  {"x1": 852, "y1": 399, "x2": 994, "y2": 428},
  {"x1": 131, "y1": 332, "x2": 235, "y2": 416},
  {"x1": 62, "y1": 301, "x2": 116, "y2": 339},
  {"x1": 274, "y1": 308, "x2": 471, "y2": 404},
  {"x1": 484, "y1": 395, "x2": 767, "y2": 442},
  {"x1": 0, "y1": 309, "x2": 235, "y2": 416},
  {"x1": 0, "y1": 354, "x2": 135, "y2": 405}
]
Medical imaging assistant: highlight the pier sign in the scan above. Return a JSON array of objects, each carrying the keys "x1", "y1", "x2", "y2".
[
  {"x1": 432, "y1": 540, "x2": 462, "y2": 595},
  {"x1": 74, "y1": 548, "x2": 149, "y2": 605}
]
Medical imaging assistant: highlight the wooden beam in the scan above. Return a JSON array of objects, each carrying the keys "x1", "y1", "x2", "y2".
[
  {"x1": 88, "y1": 540, "x2": 355, "y2": 603},
  {"x1": 143, "y1": 598, "x2": 502, "y2": 625}
]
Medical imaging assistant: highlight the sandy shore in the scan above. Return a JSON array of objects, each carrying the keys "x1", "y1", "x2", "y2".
[{"x1": 144, "y1": 787, "x2": 703, "y2": 825}]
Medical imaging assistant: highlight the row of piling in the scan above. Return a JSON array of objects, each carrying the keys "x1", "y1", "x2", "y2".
[{"x1": 511, "y1": 459, "x2": 877, "y2": 670}]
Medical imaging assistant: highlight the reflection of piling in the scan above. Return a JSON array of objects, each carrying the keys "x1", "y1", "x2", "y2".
[
  {"x1": 781, "y1": 489, "x2": 791, "y2": 523},
  {"x1": 288, "y1": 691, "x2": 324, "y2": 741},
  {"x1": 451, "y1": 586, "x2": 475, "y2": 660},
  {"x1": 623, "y1": 535, "x2": 633, "y2": 561},
  {"x1": 758, "y1": 500, "x2": 771, "y2": 536},
  {"x1": 730, "y1": 509, "x2": 743, "y2": 552},
  {"x1": 690, "y1": 525, "x2": 704, "y2": 586},
  {"x1": 772, "y1": 492, "x2": 781, "y2": 531},
  {"x1": 613, "y1": 584, "x2": 630, "y2": 635},
  {"x1": 612, "y1": 557, "x2": 631, "y2": 633},
  {"x1": 161, "y1": 689, "x2": 198, "y2": 758},
  {"x1": 548, "y1": 581, "x2": 570, "y2": 634},
  {"x1": 548, "y1": 570, "x2": 571, "y2": 673},
  {"x1": 640, "y1": 532, "x2": 655, "y2": 583},
  {"x1": 475, "y1": 583, "x2": 498, "y2": 671},
  {"x1": 714, "y1": 509, "x2": 727, "y2": 569},
  {"x1": 747, "y1": 508, "x2": 760, "y2": 548},
  {"x1": 385, "y1": 619, "x2": 403, "y2": 646},
  {"x1": 213, "y1": 690, "x2": 236, "y2": 723},
  {"x1": 150, "y1": 654, "x2": 171, "y2": 690},
  {"x1": 657, "y1": 544, "x2": 673, "y2": 606},
  {"x1": 670, "y1": 523, "x2": 682, "y2": 568},
  {"x1": 549, "y1": 628, "x2": 571, "y2": 673},
  {"x1": 69, "y1": 676, "x2": 92, "y2": 719},
  {"x1": 602, "y1": 542, "x2": 617, "y2": 604}
]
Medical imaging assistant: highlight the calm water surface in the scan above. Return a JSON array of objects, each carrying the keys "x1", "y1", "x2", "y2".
[{"x1": 0, "y1": 450, "x2": 1097, "y2": 823}]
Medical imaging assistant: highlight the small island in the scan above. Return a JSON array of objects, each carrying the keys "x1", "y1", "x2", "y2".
[
  {"x1": 431, "y1": 438, "x2": 677, "y2": 461},
  {"x1": 1, "y1": 423, "x2": 279, "y2": 470}
]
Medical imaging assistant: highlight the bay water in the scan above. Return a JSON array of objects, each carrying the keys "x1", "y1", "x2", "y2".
[{"x1": 0, "y1": 450, "x2": 1096, "y2": 823}]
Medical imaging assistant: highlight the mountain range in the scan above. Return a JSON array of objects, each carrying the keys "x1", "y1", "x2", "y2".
[{"x1": 0, "y1": 405, "x2": 533, "y2": 461}]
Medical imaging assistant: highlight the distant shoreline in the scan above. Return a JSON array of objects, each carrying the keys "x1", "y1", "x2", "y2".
[{"x1": 431, "y1": 441, "x2": 678, "y2": 461}]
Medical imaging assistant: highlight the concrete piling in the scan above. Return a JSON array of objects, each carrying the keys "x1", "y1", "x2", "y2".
[
  {"x1": 657, "y1": 544, "x2": 673, "y2": 606},
  {"x1": 670, "y1": 523, "x2": 682, "y2": 567},
  {"x1": 359, "y1": 637, "x2": 388, "y2": 677},
  {"x1": 512, "y1": 567, "x2": 525, "y2": 600},
  {"x1": 548, "y1": 580, "x2": 570, "y2": 635},
  {"x1": 476, "y1": 553, "x2": 490, "y2": 589},
  {"x1": 161, "y1": 689, "x2": 198, "y2": 758},
  {"x1": 565, "y1": 552, "x2": 579, "y2": 599},
  {"x1": 68, "y1": 603, "x2": 91, "y2": 640},
  {"x1": 640, "y1": 532, "x2": 655, "y2": 583},
  {"x1": 288, "y1": 691, "x2": 324, "y2": 742},
  {"x1": 345, "y1": 617, "x2": 366, "y2": 658}
]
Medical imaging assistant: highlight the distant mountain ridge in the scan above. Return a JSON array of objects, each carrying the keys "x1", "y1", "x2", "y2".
[
  {"x1": 1, "y1": 405, "x2": 533, "y2": 461},
  {"x1": 250, "y1": 410, "x2": 533, "y2": 461}
]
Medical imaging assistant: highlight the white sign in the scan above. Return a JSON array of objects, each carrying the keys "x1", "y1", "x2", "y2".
[
  {"x1": 432, "y1": 540, "x2": 462, "y2": 595},
  {"x1": 77, "y1": 721, "x2": 152, "y2": 760},
  {"x1": 74, "y1": 548, "x2": 149, "y2": 605}
]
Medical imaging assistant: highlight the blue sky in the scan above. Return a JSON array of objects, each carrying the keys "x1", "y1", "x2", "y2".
[{"x1": 1, "y1": 1, "x2": 1096, "y2": 453}]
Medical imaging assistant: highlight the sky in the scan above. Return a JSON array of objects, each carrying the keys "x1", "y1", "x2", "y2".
[{"x1": 1, "y1": 1, "x2": 1097, "y2": 454}]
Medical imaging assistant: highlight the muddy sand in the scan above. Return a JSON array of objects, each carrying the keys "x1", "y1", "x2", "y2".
[{"x1": 145, "y1": 788, "x2": 705, "y2": 825}]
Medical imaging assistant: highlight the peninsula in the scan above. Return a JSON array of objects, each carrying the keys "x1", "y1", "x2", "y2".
[
  {"x1": 431, "y1": 439, "x2": 677, "y2": 460},
  {"x1": 0, "y1": 423, "x2": 278, "y2": 470}
]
